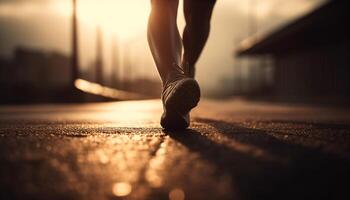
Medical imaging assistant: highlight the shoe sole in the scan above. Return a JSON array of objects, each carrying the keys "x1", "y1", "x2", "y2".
[
  {"x1": 160, "y1": 109, "x2": 189, "y2": 130},
  {"x1": 161, "y1": 78, "x2": 200, "y2": 130}
]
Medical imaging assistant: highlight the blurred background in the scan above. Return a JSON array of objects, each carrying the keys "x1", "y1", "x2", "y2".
[{"x1": 1, "y1": 0, "x2": 348, "y2": 104}]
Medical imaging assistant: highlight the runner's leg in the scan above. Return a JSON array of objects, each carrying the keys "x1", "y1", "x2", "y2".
[
  {"x1": 182, "y1": 0, "x2": 216, "y2": 78},
  {"x1": 148, "y1": 0, "x2": 181, "y2": 83}
]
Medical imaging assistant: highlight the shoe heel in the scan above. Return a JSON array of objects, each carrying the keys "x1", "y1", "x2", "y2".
[{"x1": 165, "y1": 78, "x2": 200, "y2": 114}]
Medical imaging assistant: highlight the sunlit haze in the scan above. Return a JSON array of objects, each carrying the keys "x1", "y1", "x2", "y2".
[
  {"x1": 0, "y1": 0, "x2": 327, "y2": 96},
  {"x1": 0, "y1": 1, "x2": 349, "y2": 198},
  {"x1": 54, "y1": 0, "x2": 150, "y2": 40}
]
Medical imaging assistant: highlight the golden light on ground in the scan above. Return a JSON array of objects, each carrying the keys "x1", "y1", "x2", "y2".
[
  {"x1": 55, "y1": 0, "x2": 150, "y2": 40},
  {"x1": 145, "y1": 141, "x2": 168, "y2": 188},
  {"x1": 96, "y1": 149, "x2": 109, "y2": 164},
  {"x1": 112, "y1": 182, "x2": 132, "y2": 197},
  {"x1": 169, "y1": 188, "x2": 185, "y2": 200},
  {"x1": 145, "y1": 170, "x2": 163, "y2": 188},
  {"x1": 74, "y1": 78, "x2": 145, "y2": 100}
]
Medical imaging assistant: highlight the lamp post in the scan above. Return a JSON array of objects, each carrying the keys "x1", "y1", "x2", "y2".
[
  {"x1": 71, "y1": 0, "x2": 79, "y2": 86},
  {"x1": 111, "y1": 36, "x2": 120, "y2": 88},
  {"x1": 95, "y1": 26, "x2": 103, "y2": 85}
]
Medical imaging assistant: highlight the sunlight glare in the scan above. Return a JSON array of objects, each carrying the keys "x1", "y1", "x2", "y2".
[{"x1": 55, "y1": 0, "x2": 150, "y2": 39}]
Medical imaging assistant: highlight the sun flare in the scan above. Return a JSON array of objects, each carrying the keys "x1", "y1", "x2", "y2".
[{"x1": 55, "y1": 0, "x2": 151, "y2": 39}]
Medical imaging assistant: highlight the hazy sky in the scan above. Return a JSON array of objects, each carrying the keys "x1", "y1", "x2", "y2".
[{"x1": 0, "y1": 0, "x2": 327, "y2": 94}]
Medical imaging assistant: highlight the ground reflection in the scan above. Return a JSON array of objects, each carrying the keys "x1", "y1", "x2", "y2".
[
  {"x1": 112, "y1": 182, "x2": 132, "y2": 197},
  {"x1": 145, "y1": 141, "x2": 168, "y2": 188},
  {"x1": 169, "y1": 188, "x2": 185, "y2": 200}
]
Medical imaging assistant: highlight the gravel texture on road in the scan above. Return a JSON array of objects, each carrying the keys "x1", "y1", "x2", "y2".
[{"x1": 0, "y1": 99, "x2": 349, "y2": 200}]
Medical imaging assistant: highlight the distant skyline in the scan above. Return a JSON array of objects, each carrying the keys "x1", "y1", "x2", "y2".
[{"x1": 0, "y1": 0, "x2": 327, "y2": 94}]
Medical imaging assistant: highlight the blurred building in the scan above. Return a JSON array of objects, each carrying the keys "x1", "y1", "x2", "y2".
[
  {"x1": 0, "y1": 47, "x2": 71, "y2": 88},
  {"x1": 14, "y1": 47, "x2": 71, "y2": 88},
  {"x1": 236, "y1": 0, "x2": 350, "y2": 102},
  {"x1": 0, "y1": 46, "x2": 161, "y2": 103},
  {"x1": 0, "y1": 47, "x2": 72, "y2": 103}
]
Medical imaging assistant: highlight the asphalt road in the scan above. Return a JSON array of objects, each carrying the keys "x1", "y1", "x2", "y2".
[{"x1": 0, "y1": 99, "x2": 350, "y2": 200}]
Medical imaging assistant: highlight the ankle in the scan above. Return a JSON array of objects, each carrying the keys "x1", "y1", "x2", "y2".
[
  {"x1": 181, "y1": 59, "x2": 195, "y2": 78},
  {"x1": 162, "y1": 63, "x2": 186, "y2": 86}
]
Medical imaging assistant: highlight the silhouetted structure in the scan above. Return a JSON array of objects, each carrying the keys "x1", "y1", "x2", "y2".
[
  {"x1": 237, "y1": 0, "x2": 350, "y2": 101},
  {"x1": 111, "y1": 37, "x2": 120, "y2": 88},
  {"x1": 95, "y1": 26, "x2": 104, "y2": 84},
  {"x1": 5, "y1": 48, "x2": 71, "y2": 87},
  {"x1": 0, "y1": 47, "x2": 119, "y2": 103},
  {"x1": 0, "y1": 47, "x2": 73, "y2": 103}
]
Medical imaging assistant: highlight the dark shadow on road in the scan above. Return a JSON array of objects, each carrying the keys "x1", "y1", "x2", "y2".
[
  {"x1": 166, "y1": 119, "x2": 350, "y2": 200},
  {"x1": 259, "y1": 120, "x2": 350, "y2": 130}
]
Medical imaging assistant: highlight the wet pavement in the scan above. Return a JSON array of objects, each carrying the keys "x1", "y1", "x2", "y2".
[{"x1": 0, "y1": 99, "x2": 349, "y2": 200}]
